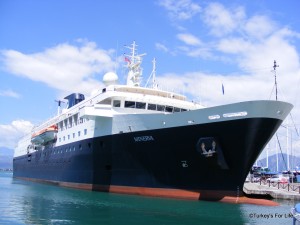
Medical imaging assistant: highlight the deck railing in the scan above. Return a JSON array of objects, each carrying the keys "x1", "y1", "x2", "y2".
[{"x1": 259, "y1": 179, "x2": 300, "y2": 194}]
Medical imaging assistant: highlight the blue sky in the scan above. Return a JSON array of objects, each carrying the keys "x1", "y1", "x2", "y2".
[{"x1": 1, "y1": 0, "x2": 300, "y2": 160}]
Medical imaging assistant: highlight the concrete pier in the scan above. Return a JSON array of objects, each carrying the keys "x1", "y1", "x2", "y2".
[{"x1": 243, "y1": 182, "x2": 300, "y2": 200}]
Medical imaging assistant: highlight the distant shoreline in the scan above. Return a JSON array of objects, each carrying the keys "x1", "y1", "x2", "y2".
[{"x1": 0, "y1": 169, "x2": 13, "y2": 172}]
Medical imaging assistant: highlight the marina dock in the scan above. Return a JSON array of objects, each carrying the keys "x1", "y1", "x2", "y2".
[{"x1": 243, "y1": 182, "x2": 300, "y2": 200}]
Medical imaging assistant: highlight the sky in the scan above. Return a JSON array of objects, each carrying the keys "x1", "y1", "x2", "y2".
[{"x1": 1, "y1": 0, "x2": 300, "y2": 163}]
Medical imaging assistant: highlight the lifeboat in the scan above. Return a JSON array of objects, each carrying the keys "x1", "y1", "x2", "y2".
[{"x1": 31, "y1": 125, "x2": 58, "y2": 144}]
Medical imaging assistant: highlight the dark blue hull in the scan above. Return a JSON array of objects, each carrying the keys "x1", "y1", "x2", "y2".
[{"x1": 13, "y1": 117, "x2": 282, "y2": 202}]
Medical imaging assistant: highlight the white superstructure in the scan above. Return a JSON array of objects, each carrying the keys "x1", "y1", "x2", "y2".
[{"x1": 14, "y1": 42, "x2": 204, "y2": 157}]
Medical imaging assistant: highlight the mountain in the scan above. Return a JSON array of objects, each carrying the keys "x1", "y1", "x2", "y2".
[
  {"x1": 256, "y1": 153, "x2": 300, "y2": 172},
  {"x1": 0, "y1": 147, "x2": 13, "y2": 169}
]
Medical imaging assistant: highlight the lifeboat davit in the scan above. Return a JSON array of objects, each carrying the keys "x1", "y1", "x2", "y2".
[{"x1": 31, "y1": 125, "x2": 58, "y2": 145}]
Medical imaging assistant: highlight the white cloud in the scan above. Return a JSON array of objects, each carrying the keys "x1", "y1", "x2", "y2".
[
  {"x1": 155, "y1": 42, "x2": 169, "y2": 52},
  {"x1": 217, "y1": 38, "x2": 251, "y2": 54},
  {"x1": 177, "y1": 45, "x2": 213, "y2": 59},
  {"x1": 216, "y1": 28, "x2": 300, "y2": 74},
  {"x1": 0, "y1": 89, "x2": 21, "y2": 98},
  {"x1": 177, "y1": 33, "x2": 202, "y2": 46},
  {"x1": 157, "y1": 0, "x2": 201, "y2": 21},
  {"x1": 1, "y1": 41, "x2": 116, "y2": 96},
  {"x1": 203, "y1": 2, "x2": 245, "y2": 37},
  {"x1": 244, "y1": 15, "x2": 276, "y2": 39},
  {"x1": 0, "y1": 120, "x2": 34, "y2": 149}
]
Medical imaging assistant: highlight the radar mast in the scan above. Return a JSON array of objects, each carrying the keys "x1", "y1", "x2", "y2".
[{"x1": 124, "y1": 41, "x2": 146, "y2": 86}]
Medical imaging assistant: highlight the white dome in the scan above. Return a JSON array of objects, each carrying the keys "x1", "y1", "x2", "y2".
[{"x1": 103, "y1": 72, "x2": 118, "y2": 86}]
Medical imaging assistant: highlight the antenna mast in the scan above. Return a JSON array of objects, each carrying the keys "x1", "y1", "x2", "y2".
[
  {"x1": 124, "y1": 41, "x2": 146, "y2": 87},
  {"x1": 273, "y1": 60, "x2": 279, "y2": 101},
  {"x1": 145, "y1": 58, "x2": 158, "y2": 89}
]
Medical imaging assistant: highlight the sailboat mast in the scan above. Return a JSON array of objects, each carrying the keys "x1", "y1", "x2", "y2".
[{"x1": 273, "y1": 60, "x2": 279, "y2": 101}]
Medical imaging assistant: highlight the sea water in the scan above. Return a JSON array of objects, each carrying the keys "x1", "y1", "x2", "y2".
[{"x1": 0, "y1": 172, "x2": 296, "y2": 225}]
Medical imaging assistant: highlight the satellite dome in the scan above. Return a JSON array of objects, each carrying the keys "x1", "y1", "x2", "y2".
[{"x1": 103, "y1": 72, "x2": 118, "y2": 86}]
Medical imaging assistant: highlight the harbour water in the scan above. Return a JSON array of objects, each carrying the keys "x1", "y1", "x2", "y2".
[{"x1": 0, "y1": 172, "x2": 296, "y2": 225}]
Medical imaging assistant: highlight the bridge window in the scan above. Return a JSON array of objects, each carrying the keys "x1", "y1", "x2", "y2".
[
  {"x1": 113, "y1": 100, "x2": 121, "y2": 107},
  {"x1": 157, "y1": 105, "x2": 165, "y2": 111},
  {"x1": 136, "y1": 102, "x2": 146, "y2": 109},
  {"x1": 125, "y1": 101, "x2": 135, "y2": 108},
  {"x1": 165, "y1": 106, "x2": 173, "y2": 113},
  {"x1": 98, "y1": 98, "x2": 111, "y2": 105},
  {"x1": 174, "y1": 107, "x2": 180, "y2": 113},
  {"x1": 148, "y1": 103, "x2": 156, "y2": 110}
]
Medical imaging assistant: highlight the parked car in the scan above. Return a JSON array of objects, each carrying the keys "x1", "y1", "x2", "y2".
[
  {"x1": 267, "y1": 174, "x2": 288, "y2": 183},
  {"x1": 252, "y1": 176, "x2": 261, "y2": 182}
]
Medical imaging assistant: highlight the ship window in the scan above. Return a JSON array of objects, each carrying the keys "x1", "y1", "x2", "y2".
[
  {"x1": 174, "y1": 107, "x2": 180, "y2": 113},
  {"x1": 68, "y1": 135, "x2": 70, "y2": 140},
  {"x1": 74, "y1": 114, "x2": 78, "y2": 125},
  {"x1": 59, "y1": 138, "x2": 61, "y2": 142},
  {"x1": 59, "y1": 121, "x2": 63, "y2": 130},
  {"x1": 64, "y1": 119, "x2": 67, "y2": 127},
  {"x1": 136, "y1": 102, "x2": 146, "y2": 109},
  {"x1": 63, "y1": 136, "x2": 65, "y2": 141},
  {"x1": 84, "y1": 129, "x2": 87, "y2": 135},
  {"x1": 125, "y1": 101, "x2": 135, "y2": 108},
  {"x1": 165, "y1": 106, "x2": 173, "y2": 113},
  {"x1": 99, "y1": 98, "x2": 111, "y2": 105},
  {"x1": 113, "y1": 100, "x2": 121, "y2": 107},
  {"x1": 181, "y1": 108, "x2": 187, "y2": 112},
  {"x1": 157, "y1": 105, "x2": 165, "y2": 111},
  {"x1": 78, "y1": 131, "x2": 81, "y2": 137},
  {"x1": 79, "y1": 144, "x2": 82, "y2": 150},
  {"x1": 73, "y1": 133, "x2": 75, "y2": 138},
  {"x1": 68, "y1": 117, "x2": 73, "y2": 128},
  {"x1": 148, "y1": 104, "x2": 156, "y2": 110}
]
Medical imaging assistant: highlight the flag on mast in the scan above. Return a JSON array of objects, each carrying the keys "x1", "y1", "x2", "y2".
[{"x1": 125, "y1": 57, "x2": 131, "y2": 63}]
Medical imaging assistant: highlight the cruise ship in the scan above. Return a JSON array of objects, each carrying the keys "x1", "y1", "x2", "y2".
[{"x1": 13, "y1": 42, "x2": 293, "y2": 204}]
